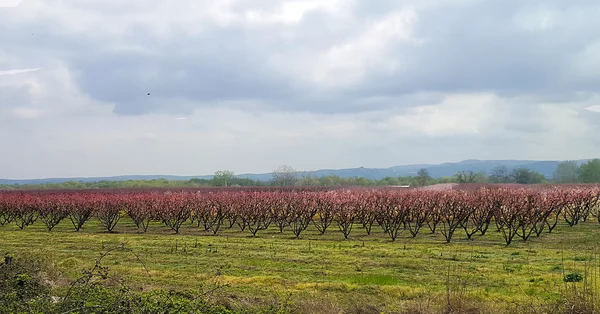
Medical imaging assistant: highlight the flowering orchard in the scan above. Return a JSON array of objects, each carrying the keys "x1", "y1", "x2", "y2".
[{"x1": 0, "y1": 186, "x2": 598, "y2": 246}]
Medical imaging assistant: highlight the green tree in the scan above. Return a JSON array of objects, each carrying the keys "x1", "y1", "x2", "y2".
[
  {"x1": 579, "y1": 159, "x2": 600, "y2": 183},
  {"x1": 213, "y1": 170, "x2": 235, "y2": 187},
  {"x1": 511, "y1": 168, "x2": 545, "y2": 184},
  {"x1": 356, "y1": 177, "x2": 373, "y2": 186},
  {"x1": 489, "y1": 166, "x2": 512, "y2": 183},
  {"x1": 456, "y1": 170, "x2": 475, "y2": 183},
  {"x1": 62, "y1": 181, "x2": 87, "y2": 189},
  {"x1": 380, "y1": 177, "x2": 400, "y2": 186},
  {"x1": 415, "y1": 168, "x2": 432, "y2": 186},
  {"x1": 455, "y1": 171, "x2": 488, "y2": 184},
  {"x1": 553, "y1": 160, "x2": 581, "y2": 183},
  {"x1": 436, "y1": 176, "x2": 456, "y2": 184},
  {"x1": 474, "y1": 171, "x2": 489, "y2": 183},
  {"x1": 297, "y1": 172, "x2": 320, "y2": 186},
  {"x1": 188, "y1": 178, "x2": 210, "y2": 186}
]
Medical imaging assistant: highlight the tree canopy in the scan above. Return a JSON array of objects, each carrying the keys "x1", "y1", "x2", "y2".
[
  {"x1": 553, "y1": 160, "x2": 581, "y2": 183},
  {"x1": 213, "y1": 170, "x2": 235, "y2": 187},
  {"x1": 579, "y1": 159, "x2": 600, "y2": 183}
]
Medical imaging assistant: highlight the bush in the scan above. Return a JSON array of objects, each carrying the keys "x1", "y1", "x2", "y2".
[
  {"x1": 564, "y1": 272, "x2": 583, "y2": 283},
  {"x1": 58, "y1": 284, "x2": 238, "y2": 314},
  {"x1": 0, "y1": 253, "x2": 54, "y2": 314},
  {"x1": 0, "y1": 252, "x2": 290, "y2": 314}
]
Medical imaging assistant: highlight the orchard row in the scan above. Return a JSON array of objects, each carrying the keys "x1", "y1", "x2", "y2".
[{"x1": 0, "y1": 186, "x2": 599, "y2": 245}]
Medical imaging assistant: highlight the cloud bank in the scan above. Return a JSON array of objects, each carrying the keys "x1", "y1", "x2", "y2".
[{"x1": 1, "y1": 0, "x2": 599, "y2": 179}]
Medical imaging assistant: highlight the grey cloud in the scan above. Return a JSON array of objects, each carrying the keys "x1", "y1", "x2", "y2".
[
  {"x1": 2, "y1": 0, "x2": 600, "y2": 178},
  {"x1": 70, "y1": 39, "x2": 293, "y2": 115},
  {"x1": 0, "y1": 85, "x2": 31, "y2": 108},
  {"x1": 353, "y1": 1, "x2": 600, "y2": 98},
  {"x1": 3, "y1": 0, "x2": 600, "y2": 116},
  {"x1": 503, "y1": 122, "x2": 544, "y2": 135}
]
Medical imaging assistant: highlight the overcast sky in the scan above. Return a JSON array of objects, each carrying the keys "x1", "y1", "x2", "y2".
[{"x1": 1, "y1": 0, "x2": 600, "y2": 179}]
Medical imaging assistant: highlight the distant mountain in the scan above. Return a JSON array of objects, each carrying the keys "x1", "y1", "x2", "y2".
[
  {"x1": 0, "y1": 175, "x2": 212, "y2": 185},
  {"x1": 237, "y1": 159, "x2": 590, "y2": 181},
  {"x1": 0, "y1": 159, "x2": 592, "y2": 185}
]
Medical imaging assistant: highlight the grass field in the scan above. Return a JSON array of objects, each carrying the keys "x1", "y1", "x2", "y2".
[{"x1": 2, "y1": 218, "x2": 600, "y2": 313}]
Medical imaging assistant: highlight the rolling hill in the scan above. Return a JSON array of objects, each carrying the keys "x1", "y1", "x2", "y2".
[{"x1": 0, "y1": 159, "x2": 591, "y2": 185}]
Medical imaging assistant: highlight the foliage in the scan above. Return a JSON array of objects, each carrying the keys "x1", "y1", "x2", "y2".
[
  {"x1": 510, "y1": 168, "x2": 545, "y2": 184},
  {"x1": 455, "y1": 170, "x2": 487, "y2": 184},
  {"x1": 12, "y1": 162, "x2": 600, "y2": 191},
  {"x1": 580, "y1": 159, "x2": 600, "y2": 183},
  {"x1": 0, "y1": 251, "x2": 291, "y2": 314},
  {"x1": 214, "y1": 170, "x2": 236, "y2": 187},
  {"x1": 0, "y1": 253, "x2": 54, "y2": 314},
  {"x1": 415, "y1": 168, "x2": 432, "y2": 186},
  {"x1": 564, "y1": 272, "x2": 583, "y2": 283},
  {"x1": 6, "y1": 206, "x2": 600, "y2": 313},
  {"x1": 489, "y1": 166, "x2": 511, "y2": 184},
  {"x1": 553, "y1": 160, "x2": 581, "y2": 183}
]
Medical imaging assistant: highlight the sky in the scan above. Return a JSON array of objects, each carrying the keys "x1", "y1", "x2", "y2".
[{"x1": 1, "y1": 0, "x2": 600, "y2": 179}]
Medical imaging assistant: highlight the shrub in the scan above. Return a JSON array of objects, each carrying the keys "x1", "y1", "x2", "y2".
[
  {"x1": 0, "y1": 252, "x2": 286, "y2": 314},
  {"x1": 0, "y1": 253, "x2": 54, "y2": 314},
  {"x1": 564, "y1": 272, "x2": 584, "y2": 283}
]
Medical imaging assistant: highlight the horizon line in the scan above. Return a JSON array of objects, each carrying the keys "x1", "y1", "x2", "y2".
[{"x1": 1, "y1": 158, "x2": 594, "y2": 182}]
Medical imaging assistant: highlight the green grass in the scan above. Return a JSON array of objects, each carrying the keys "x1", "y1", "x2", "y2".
[{"x1": 2, "y1": 218, "x2": 600, "y2": 312}]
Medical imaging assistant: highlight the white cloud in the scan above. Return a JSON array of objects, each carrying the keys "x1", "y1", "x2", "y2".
[
  {"x1": 268, "y1": 10, "x2": 419, "y2": 87},
  {"x1": 586, "y1": 105, "x2": 600, "y2": 113},
  {"x1": 522, "y1": 103, "x2": 599, "y2": 160},
  {"x1": 0, "y1": 0, "x2": 22, "y2": 8},
  {"x1": 2, "y1": 0, "x2": 349, "y2": 39},
  {"x1": 12, "y1": 107, "x2": 42, "y2": 119},
  {"x1": 244, "y1": 0, "x2": 350, "y2": 26},
  {"x1": 0, "y1": 68, "x2": 41, "y2": 76},
  {"x1": 375, "y1": 94, "x2": 503, "y2": 137}
]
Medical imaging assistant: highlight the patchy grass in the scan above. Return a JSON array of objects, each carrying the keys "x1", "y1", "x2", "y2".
[{"x1": 2, "y1": 218, "x2": 600, "y2": 312}]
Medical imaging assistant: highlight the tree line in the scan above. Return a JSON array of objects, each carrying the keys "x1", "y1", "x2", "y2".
[
  {"x1": 1, "y1": 159, "x2": 599, "y2": 190},
  {"x1": 552, "y1": 159, "x2": 600, "y2": 183},
  {"x1": 398, "y1": 159, "x2": 600, "y2": 186}
]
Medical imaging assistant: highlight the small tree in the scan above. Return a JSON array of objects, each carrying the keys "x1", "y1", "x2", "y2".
[
  {"x1": 579, "y1": 159, "x2": 600, "y2": 183},
  {"x1": 415, "y1": 168, "x2": 431, "y2": 186},
  {"x1": 297, "y1": 172, "x2": 320, "y2": 186},
  {"x1": 489, "y1": 166, "x2": 511, "y2": 183},
  {"x1": 272, "y1": 165, "x2": 297, "y2": 186},
  {"x1": 553, "y1": 160, "x2": 581, "y2": 183},
  {"x1": 511, "y1": 168, "x2": 544, "y2": 184},
  {"x1": 213, "y1": 170, "x2": 235, "y2": 187},
  {"x1": 456, "y1": 170, "x2": 488, "y2": 184},
  {"x1": 455, "y1": 170, "x2": 476, "y2": 183}
]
